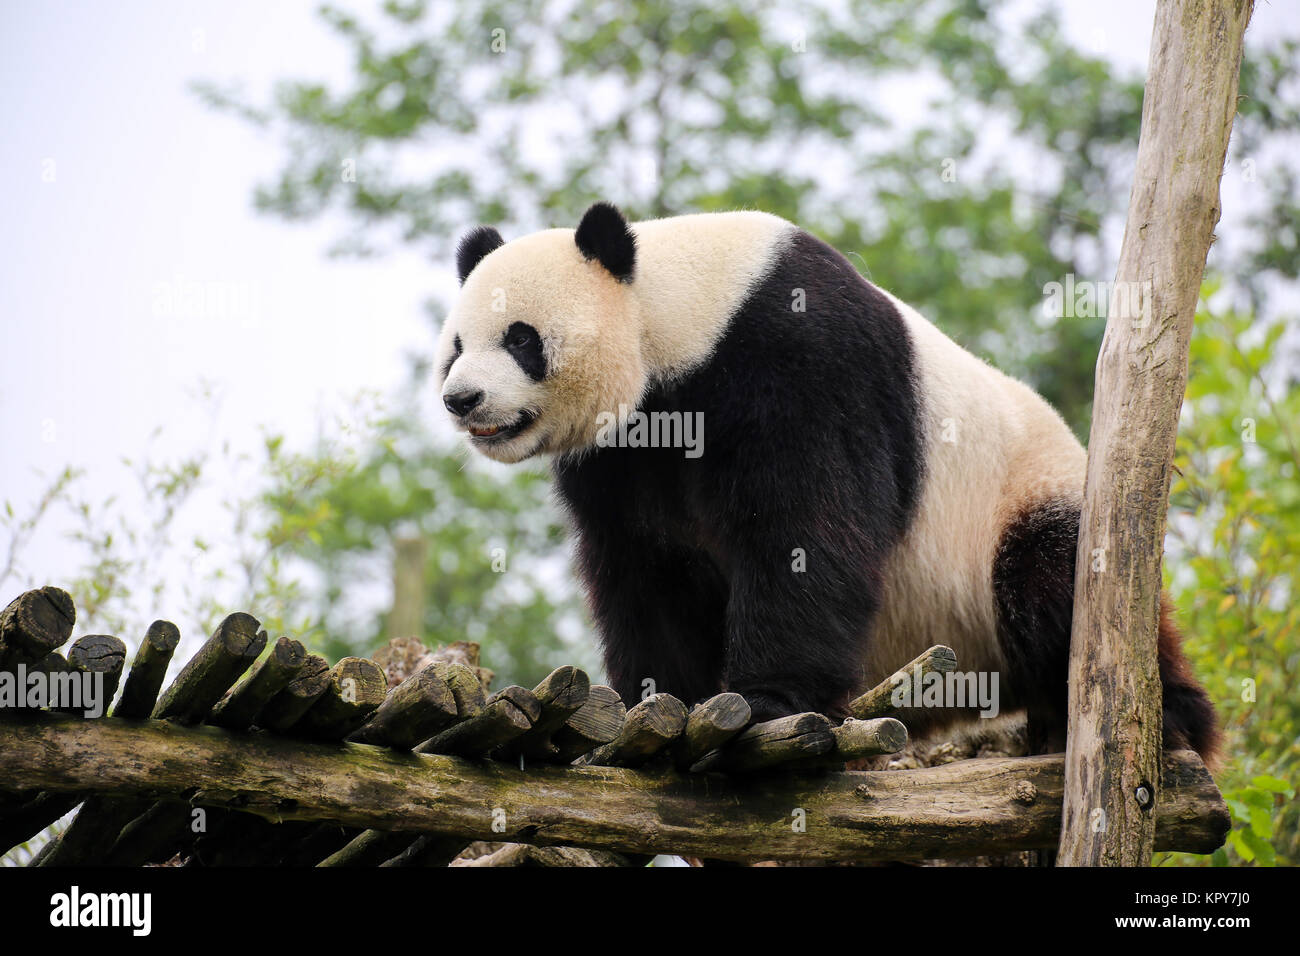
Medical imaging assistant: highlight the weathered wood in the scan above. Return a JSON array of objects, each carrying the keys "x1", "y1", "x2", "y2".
[
  {"x1": 152, "y1": 613, "x2": 265, "y2": 724},
  {"x1": 433, "y1": 660, "x2": 487, "y2": 719},
  {"x1": 104, "y1": 800, "x2": 192, "y2": 867},
  {"x1": 318, "y1": 828, "x2": 415, "y2": 867},
  {"x1": 672, "y1": 693, "x2": 751, "y2": 770},
  {"x1": 255, "y1": 654, "x2": 331, "y2": 732},
  {"x1": 324, "y1": 661, "x2": 499, "y2": 863},
  {"x1": 550, "y1": 684, "x2": 626, "y2": 763},
  {"x1": 830, "y1": 717, "x2": 908, "y2": 761},
  {"x1": 34, "y1": 795, "x2": 143, "y2": 867},
  {"x1": 380, "y1": 834, "x2": 470, "y2": 867},
  {"x1": 208, "y1": 636, "x2": 306, "y2": 731},
  {"x1": 113, "y1": 620, "x2": 180, "y2": 718},
  {"x1": 691, "y1": 712, "x2": 835, "y2": 773},
  {"x1": 455, "y1": 843, "x2": 624, "y2": 867},
  {"x1": 1060, "y1": 0, "x2": 1253, "y2": 867},
  {"x1": 511, "y1": 666, "x2": 591, "y2": 760},
  {"x1": 347, "y1": 660, "x2": 458, "y2": 749},
  {"x1": 0, "y1": 713, "x2": 1229, "y2": 861},
  {"x1": 0, "y1": 791, "x2": 80, "y2": 854},
  {"x1": 0, "y1": 586, "x2": 74, "y2": 668},
  {"x1": 292, "y1": 656, "x2": 387, "y2": 740},
  {"x1": 58, "y1": 634, "x2": 127, "y2": 713},
  {"x1": 585, "y1": 693, "x2": 687, "y2": 768},
  {"x1": 35, "y1": 622, "x2": 181, "y2": 865},
  {"x1": 420, "y1": 685, "x2": 540, "y2": 757},
  {"x1": 849, "y1": 645, "x2": 957, "y2": 720}
]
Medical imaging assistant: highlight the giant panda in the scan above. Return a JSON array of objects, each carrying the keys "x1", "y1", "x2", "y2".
[{"x1": 437, "y1": 201, "x2": 1219, "y2": 762}]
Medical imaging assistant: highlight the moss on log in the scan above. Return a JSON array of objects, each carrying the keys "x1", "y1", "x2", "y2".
[
  {"x1": 152, "y1": 613, "x2": 265, "y2": 724},
  {"x1": 0, "y1": 712, "x2": 1230, "y2": 862},
  {"x1": 209, "y1": 636, "x2": 306, "y2": 732}
]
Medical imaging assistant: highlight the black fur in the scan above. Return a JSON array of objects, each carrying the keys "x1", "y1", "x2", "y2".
[
  {"x1": 504, "y1": 322, "x2": 547, "y2": 381},
  {"x1": 993, "y1": 502, "x2": 1219, "y2": 760},
  {"x1": 574, "y1": 202, "x2": 636, "y2": 282},
  {"x1": 456, "y1": 226, "x2": 505, "y2": 284},
  {"x1": 554, "y1": 231, "x2": 924, "y2": 721}
]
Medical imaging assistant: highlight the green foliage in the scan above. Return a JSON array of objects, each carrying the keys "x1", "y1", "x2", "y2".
[
  {"x1": 197, "y1": 0, "x2": 1300, "y2": 436},
  {"x1": 1158, "y1": 289, "x2": 1300, "y2": 866},
  {"x1": 255, "y1": 389, "x2": 589, "y2": 687}
]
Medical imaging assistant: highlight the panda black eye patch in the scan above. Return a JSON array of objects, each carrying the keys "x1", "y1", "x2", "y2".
[
  {"x1": 503, "y1": 322, "x2": 547, "y2": 381},
  {"x1": 441, "y1": 334, "x2": 463, "y2": 380}
]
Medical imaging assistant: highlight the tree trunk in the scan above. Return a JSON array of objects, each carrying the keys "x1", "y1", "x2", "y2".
[{"x1": 1059, "y1": 0, "x2": 1252, "y2": 866}]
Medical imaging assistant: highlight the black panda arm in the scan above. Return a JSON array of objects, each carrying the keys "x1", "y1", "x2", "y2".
[
  {"x1": 555, "y1": 452, "x2": 729, "y2": 709},
  {"x1": 712, "y1": 468, "x2": 893, "y2": 723}
]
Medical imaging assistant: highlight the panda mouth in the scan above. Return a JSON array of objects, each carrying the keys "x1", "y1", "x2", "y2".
[{"x1": 467, "y1": 411, "x2": 536, "y2": 442}]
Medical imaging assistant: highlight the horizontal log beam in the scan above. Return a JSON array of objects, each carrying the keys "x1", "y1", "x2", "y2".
[{"x1": 0, "y1": 712, "x2": 1228, "y2": 863}]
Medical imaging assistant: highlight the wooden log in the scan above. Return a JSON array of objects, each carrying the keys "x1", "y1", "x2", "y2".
[
  {"x1": 511, "y1": 666, "x2": 591, "y2": 760},
  {"x1": 293, "y1": 657, "x2": 387, "y2": 739},
  {"x1": 347, "y1": 660, "x2": 458, "y2": 749},
  {"x1": 317, "y1": 828, "x2": 416, "y2": 867},
  {"x1": 255, "y1": 654, "x2": 331, "y2": 732},
  {"x1": 113, "y1": 621, "x2": 180, "y2": 718},
  {"x1": 585, "y1": 693, "x2": 687, "y2": 768},
  {"x1": 34, "y1": 622, "x2": 180, "y2": 865},
  {"x1": 0, "y1": 586, "x2": 74, "y2": 668},
  {"x1": 152, "y1": 613, "x2": 265, "y2": 724},
  {"x1": 0, "y1": 791, "x2": 80, "y2": 854},
  {"x1": 434, "y1": 661, "x2": 487, "y2": 720},
  {"x1": 831, "y1": 717, "x2": 908, "y2": 761},
  {"x1": 1, "y1": 651, "x2": 71, "y2": 712},
  {"x1": 550, "y1": 685, "x2": 626, "y2": 763},
  {"x1": 0, "y1": 713, "x2": 1229, "y2": 861},
  {"x1": 321, "y1": 662, "x2": 496, "y2": 864},
  {"x1": 454, "y1": 843, "x2": 624, "y2": 867},
  {"x1": 690, "y1": 712, "x2": 835, "y2": 773},
  {"x1": 100, "y1": 614, "x2": 262, "y2": 865},
  {"x1": 57, "y1": 634, "x2": 127, "y2": 714},
  {"x1": 103, "y1": 800, "x2": 192, "y2": 866},
  {"x1": 420, "y1": 685, "x2": 540, "y2": 757},
  {"x1": 1060, "y1": 0, "x2": 1253, "y2": 867},
  {"x1": 848, "y1": 645, "x2": 957, "y2": 720},
  {"x1": 208, "y1": 636, "x2": 306, "y2": 732},
  {"x1": 672, "y1": 693, "x2": 751, "y2": 770},
  {"x1": 33, "y1": 795, "x2": 144, "y2": 867},
  {"x1": 379, "y1": 834, "x2": 469, "y2": 867}
]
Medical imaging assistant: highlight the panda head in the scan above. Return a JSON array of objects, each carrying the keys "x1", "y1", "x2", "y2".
[{"x1": 438, "y1": 202, "x2": 646, "y2": 463}]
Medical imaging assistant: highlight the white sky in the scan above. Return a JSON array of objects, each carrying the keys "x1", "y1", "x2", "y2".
[{"x1": 1, "y1": 0, "x2": 1297, "y2": 617}]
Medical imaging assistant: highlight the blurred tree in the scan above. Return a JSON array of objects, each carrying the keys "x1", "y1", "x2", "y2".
[
  {"x1": 197, "y1": 0, "x2": 1300, "y2": 431},
  {"x1": 254, "y1": 395, "x2": 593, "y2": 685}
]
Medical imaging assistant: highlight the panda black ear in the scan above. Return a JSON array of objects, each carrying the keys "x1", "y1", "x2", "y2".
[
  {"x1": 574, "y1": 202, "x2": 636, "y2": 282},
  {"x1": 456, "y1": 226, "x2": 505, "y2": 285}
]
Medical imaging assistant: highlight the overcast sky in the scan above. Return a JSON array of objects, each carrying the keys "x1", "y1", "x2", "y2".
[{"x1": 2, "y1": 0, "x2": 1297, "y2": 608}]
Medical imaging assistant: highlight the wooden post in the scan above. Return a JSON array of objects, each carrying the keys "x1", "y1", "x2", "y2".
[
  {"x1": 1059, "y1": 0, "x2": 1252, "y2": 866},
  {"x1": 388, "y1": 535, "x2": 428, "y2": 640}
]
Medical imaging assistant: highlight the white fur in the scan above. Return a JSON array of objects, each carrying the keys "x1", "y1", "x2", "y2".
[{"x1": 864, "y1": 290, "x2": 1087, "y2": 712}]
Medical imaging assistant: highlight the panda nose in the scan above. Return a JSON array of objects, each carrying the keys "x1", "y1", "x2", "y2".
[{"x1": 444, "y1": 389, "x2": 484, "y2": 417}]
